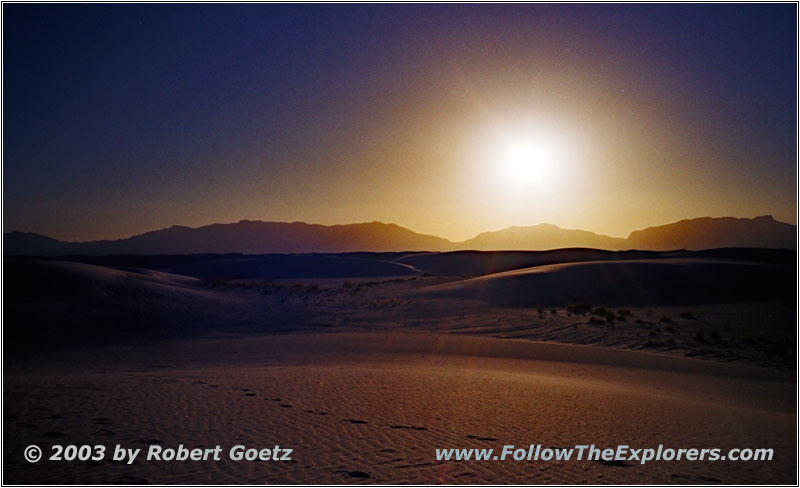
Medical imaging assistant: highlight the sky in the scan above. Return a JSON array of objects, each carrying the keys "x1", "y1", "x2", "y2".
[{"x1": 3, "y1": 3, "x2": 797, "y2": 242}]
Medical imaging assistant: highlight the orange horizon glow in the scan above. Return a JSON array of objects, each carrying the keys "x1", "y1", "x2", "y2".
[{"x1": 4, "y1": 5, "x2": 795, "y2": 244}]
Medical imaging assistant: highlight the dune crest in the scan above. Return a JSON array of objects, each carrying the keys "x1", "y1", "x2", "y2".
[{"x1": 423, "y1": 258, "x2": 794, "y2": 307}]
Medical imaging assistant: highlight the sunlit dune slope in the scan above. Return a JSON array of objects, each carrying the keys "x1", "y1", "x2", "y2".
[{"x1": 398, "y1": 249, "x2": 660, "y2": 276}]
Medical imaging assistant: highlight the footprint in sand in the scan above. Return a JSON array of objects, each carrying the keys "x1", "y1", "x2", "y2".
[
  {"x1": 343, "y1": 419, "x2": 368, "y2": 424},
  {"x1": 279, "y1": 404, "x2": 293, "y2": 408},
  {"x1": 116, "y1": 474, "x2": 150, "y2": 484},
  {"x1": 598, "y1": 459, "x2": 627, "y2": 467},
  {"x1": 244, "y1": 393, "x2": 257, "y2": 397},
  {"x1": 346, "y1": 471, "x2": 371, "y2": 479},
  {"x1": 466, "y1": 435, "x2": 497, "y2": 441},
  {"x1": 389, "y1": 425, "x2": 427, "y2": 431}
]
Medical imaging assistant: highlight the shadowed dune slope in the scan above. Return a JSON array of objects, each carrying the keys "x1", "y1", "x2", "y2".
[
  {"x1": 422, "y1": 258, "x2": 795, "y2": 307},
  {"x1": 5, "y1": 259, "x2": 204, "y2": 302},
  {"x1": 5, "y1": 260, "x2": 248, "y2": 347},
  {"x1": 167, "y1": 255, "x2": 419, "y2": 279}
]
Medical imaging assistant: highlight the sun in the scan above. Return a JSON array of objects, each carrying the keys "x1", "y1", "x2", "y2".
[{"x1": 505, "y1": 143, "x2": 553, "y2": 186}]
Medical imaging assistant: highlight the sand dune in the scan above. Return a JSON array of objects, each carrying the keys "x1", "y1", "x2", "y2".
[
  {"x1": 3, "y1": 333, "x2": 794, "y2": 484},
  {"x1": 423, "y1": 258, "x2": 793, "y2": 306},
  {"x1": 398, "y1": 249, "x2": 660, "y2": 276},
  {"x1": 4, "y1": 260, "x2": 252, "y2": 347},
  {"x1": 6, "y1": 259, "x2": 204, "y2": 302},
  {"x1": 167, "y1": 255, "x2": 419, "y2": 280},
  {"x1": 6, "y1": 257, "x2": 794, "y2": 367},
  {"x1": 3, "y1": 252, "x2": 795, "y2": 484}
]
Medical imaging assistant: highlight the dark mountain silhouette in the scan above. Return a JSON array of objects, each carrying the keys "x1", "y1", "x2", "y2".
[
  {"x1": 457, "y1": 224, "x2": 628, "y2": 251},
  {"x1": 4, "y1": 221, "x2": 453, "y2": 255},
  {"x1": 2, "y1": 232, "x2": 65, "y2": 255},
  {"x1": 626, "y1": 215, "x2": 796, "y2": 251},
  {"x1": 3, "y1": 215, "x2": 796, "y2": 255}
]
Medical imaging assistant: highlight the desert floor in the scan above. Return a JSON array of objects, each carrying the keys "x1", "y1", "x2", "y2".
[
  {"x1": 4, "y1": 256, "x2": 796, "y2": 484},
  {"x1": 4, "y1": 332, "x2": 795, "y2": 484}
]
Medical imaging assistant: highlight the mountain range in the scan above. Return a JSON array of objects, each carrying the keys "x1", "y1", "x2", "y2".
[{"x1": 3, "y1": 215, "x2": 795, "y2": 255}]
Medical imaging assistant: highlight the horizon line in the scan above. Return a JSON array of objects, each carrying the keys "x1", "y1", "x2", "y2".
[{"x1": 3, "y1": 213, "x2": 793, "y2": 245}]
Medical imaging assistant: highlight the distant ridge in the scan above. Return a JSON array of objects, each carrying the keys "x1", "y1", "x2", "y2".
[
  {"x1": 458, "y1": 223, "x2": 627, "y2": 251},
  {"x1": 3, "y1": 221, "x2": 452, "y2": 255},
  {"x1": 4, "y1": 215, "x2": 796, "y2": 255},
  {"x1": 626, "y1": 215, "x2": 796, "y2": 251}
]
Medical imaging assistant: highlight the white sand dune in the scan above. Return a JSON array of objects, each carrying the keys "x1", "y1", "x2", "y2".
[
  {"x1": 4, "y1": 333, "x2": 794, "y2": 484},
  {"x1": 422, "y1": 258, "x2": 792, "y2": 306},
  {"x1": 168, "y1": 255, "x2": 420, "y2": 280},
  {"x1": 6, "y1": 258, "x2": 794, "y2": 367},
  {"x1": 6, "y1": 259, "x2": 209, "y2": 301},
  {"x1": 5, "y1": 260, "x2": 253, "y2": 346},
  {"x1": 397, "y1": 249, "x2": 648, "y2": 276},
  {"x1": 3, "y1": 255, "x2": 795, "y2": 483}
]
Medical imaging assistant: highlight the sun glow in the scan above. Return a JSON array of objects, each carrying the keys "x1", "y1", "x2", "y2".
[
  {"x1": 506, "y1": 144, "x2": 552, "y2": 185},
  {"x1": 465, "y1": 115, "x2": 584, "y2": 214}
]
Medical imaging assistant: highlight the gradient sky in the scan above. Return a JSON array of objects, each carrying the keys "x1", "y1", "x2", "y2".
[{"x1": 4, "y1": 4, "x2": 797, "y2": 242}]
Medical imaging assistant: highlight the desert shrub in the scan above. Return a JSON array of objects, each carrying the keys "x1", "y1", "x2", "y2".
[
  {"x1": 680, "y1": 311, "x2": 697, "y2": 320},
  {"x1": 567, "y1": 303, "x2": 592, "y2": 315},
  {"x1": 591, "y1": 307, "x2": 616, "y2": 323}
]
